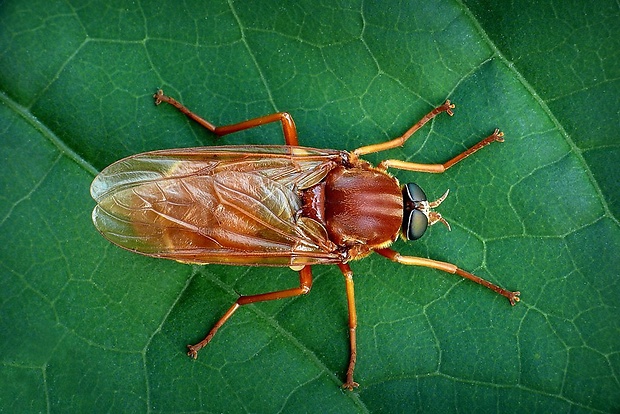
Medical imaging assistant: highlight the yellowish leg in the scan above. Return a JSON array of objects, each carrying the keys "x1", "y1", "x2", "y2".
[
  {"x1": 337, "y1": 263, "x2": 359, "y2": 390},
  {"x1": 353, "y1": 100, "x2": 455, "y2": 156},
  {"x1": 375, "y1": 248, "x2": 520, "y2": 305},
  {"x1": 378, "y1": 129, "x2": 504, "y2": 173}
]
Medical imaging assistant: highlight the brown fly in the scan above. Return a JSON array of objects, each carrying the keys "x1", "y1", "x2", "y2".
[{"x1": 90, "y1": 90, "x2": 520, "y2": 390}]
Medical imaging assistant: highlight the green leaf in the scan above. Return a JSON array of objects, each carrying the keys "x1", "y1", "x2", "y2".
[{"x1": 1, "y1": 0, "x2": 618, "y2": 412}]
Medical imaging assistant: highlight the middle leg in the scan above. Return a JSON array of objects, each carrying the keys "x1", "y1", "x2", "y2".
[
  {"x1": 353, "y1": 100, "x2": 455, "y2": 156},
  {"x1": 337, "y1": 263, "x2": 360, "y2": 390}
]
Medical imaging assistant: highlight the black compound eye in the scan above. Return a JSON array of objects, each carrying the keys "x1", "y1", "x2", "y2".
[
  {"x1": 403, "y1": 183, "x2": 427, "y2": 203},
  {"x1": 403, "y1": 209, "x2": 428, "y2": 240},
  {"x1": 402, "y1": 183, "x2": 429, "y2": 240}
]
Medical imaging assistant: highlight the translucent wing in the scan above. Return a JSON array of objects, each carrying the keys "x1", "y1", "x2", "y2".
[{"x1": 91, "y1": 146, "x2": 343, "y2": 266}]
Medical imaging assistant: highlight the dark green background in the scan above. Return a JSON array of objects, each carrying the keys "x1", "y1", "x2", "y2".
[{"x1": 1, "y1": 0, "x2": 618, "y2": 412}]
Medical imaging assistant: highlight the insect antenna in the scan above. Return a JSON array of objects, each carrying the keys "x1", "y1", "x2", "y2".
[{"x1": 428, "y1": 189, "x2": 451, "y2": 230}]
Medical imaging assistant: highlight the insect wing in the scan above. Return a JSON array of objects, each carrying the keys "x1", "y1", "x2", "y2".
[{"x1": 91, "y1": 146, "x2": 342, "y2": 266}]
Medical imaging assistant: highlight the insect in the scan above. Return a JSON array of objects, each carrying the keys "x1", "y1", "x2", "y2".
[{"x1": 91, "y1": 89, "x2": 520, "y2": 390}]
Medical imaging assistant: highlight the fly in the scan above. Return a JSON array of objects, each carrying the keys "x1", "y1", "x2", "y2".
[{"x1": 90, "y1": 90, "x2": 520, "y2": 390}]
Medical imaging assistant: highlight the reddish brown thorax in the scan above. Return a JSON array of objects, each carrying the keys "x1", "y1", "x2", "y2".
[{"x1": 322, "y1": 165, "x2": 402, "y2": 251}]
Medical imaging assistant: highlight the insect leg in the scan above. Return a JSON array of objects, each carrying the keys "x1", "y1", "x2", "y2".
[
  {"x1": 154, "y1": 89, "x2": 299, "y2": 145},
  {"x1": 378, "y1": 129, "x2": 505, "y2": 173},
  {"x1": 353, "y1": 100, "x2": 455, "y2": 156},
  {"x1": 211, "y1": 112, "x2": 299, "y2": 146},
  {"x1": 186, "y1": 266, "x2": 313, "y2": 358},
  {"x1": 375, "y1": 248, "x2": 520, "y2": 305},
  {"x1": 337, "y1": 263, "x2": 360, "y2": 390}
]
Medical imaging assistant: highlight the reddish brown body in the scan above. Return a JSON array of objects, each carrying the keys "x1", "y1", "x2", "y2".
[
  {"x1": 323, "y1": 166, "x2": 402, "y2": 252},
  {"x1": 91, "y1": 90, "x2": 520, "y2": 390}
]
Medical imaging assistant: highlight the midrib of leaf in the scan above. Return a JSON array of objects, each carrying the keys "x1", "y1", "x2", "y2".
[
  {"x1": 458, "y1": 1, "x2": 616, "y2": 223},
  {"x1": 0, "y1": 90, "x2": 98, "y2": 176}
]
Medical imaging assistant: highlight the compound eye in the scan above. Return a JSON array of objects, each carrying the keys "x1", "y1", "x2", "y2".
[
  {"x1": 403, "y1": 209, "x2": 428, "y2": 240},
  {"x1": 404, "y1": 183, "x2": 427, "y2": 203}
]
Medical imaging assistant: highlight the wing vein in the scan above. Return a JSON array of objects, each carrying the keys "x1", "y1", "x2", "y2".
[{"x1": 212, "y1": 179, "x2": 307, "y2": 246}]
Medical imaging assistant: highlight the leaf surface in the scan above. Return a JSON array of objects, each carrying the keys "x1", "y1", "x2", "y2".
[{"x1": 1, "y1": 0, "x2": 618, "y2": 412}]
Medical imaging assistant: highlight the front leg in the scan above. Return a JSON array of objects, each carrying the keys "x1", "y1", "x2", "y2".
[
  {"x1": 375, "y1": 248, "x2": 520, "y2": 305},
  {"x1": 378, "y1": 129, "x2": 504, "y2": 173}
]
